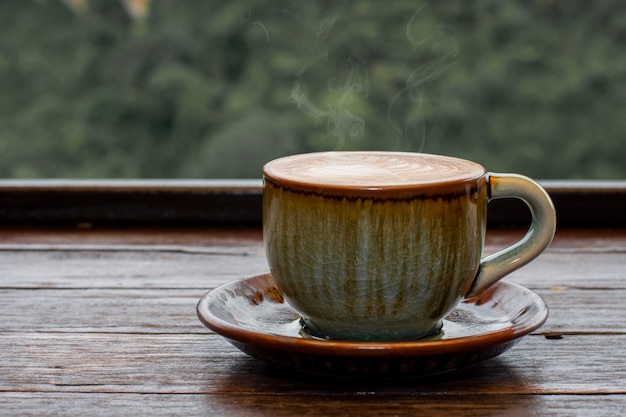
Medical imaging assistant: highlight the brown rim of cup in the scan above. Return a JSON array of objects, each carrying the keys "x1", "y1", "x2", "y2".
[{"x1": 263, "y1": 152, "x2": 488, "y2": 200}]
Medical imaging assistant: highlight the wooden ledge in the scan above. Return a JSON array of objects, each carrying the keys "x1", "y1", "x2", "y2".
[{"x1": 0, "y1": 180, "x2": 624, "y2": 228}]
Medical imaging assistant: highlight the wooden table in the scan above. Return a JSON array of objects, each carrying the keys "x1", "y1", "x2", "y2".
[{"x1": 1, "y1": 225, "x2": 625, "y2": 416}]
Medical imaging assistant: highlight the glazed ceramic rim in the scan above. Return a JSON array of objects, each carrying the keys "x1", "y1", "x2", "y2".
[
  {"x1": 197, "y1": 273, "x2": 548, "y2": 358},
  {"x1": 263, "y1": 151, "x2": 488, "y2": 198}
]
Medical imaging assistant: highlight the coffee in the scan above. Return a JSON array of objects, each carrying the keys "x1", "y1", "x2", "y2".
[{"x1": 264, "y1": 152, "x2": 486, "y2": 194}]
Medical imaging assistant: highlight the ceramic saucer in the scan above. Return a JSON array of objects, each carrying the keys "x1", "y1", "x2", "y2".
[{"x1": 197, "y1": 273, "x2": 548, "y2": 378}]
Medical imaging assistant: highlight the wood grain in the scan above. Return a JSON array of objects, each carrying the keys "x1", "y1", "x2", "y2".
[
  {"x1": 0, "y1": 227, "x2": 624, "y2": 416},
  {"x1": 1, "y1": 333, "x2": 624, "y2": 395},
  {"x1": 0, "y1": 233, "x2": 624, "y2": 290},
  {"x1": 0, "y1": 287, "x2": 623, "y2": 335},
  {"x1": 1, "y1": 393, "x2": 624, "y2": 417}
]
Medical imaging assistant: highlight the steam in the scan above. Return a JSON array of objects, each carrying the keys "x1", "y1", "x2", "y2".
[
  {"x1": 290, "y1": 52, "x2": 370, "y2": 149},
  {"x1": 277, "y1": 8, "x2": 369, "y2": 149},
  {"x1": 387, "y1": 6, "x2": 459, "y2": 151},
  {"x1": 274, "y1": 7, "x2": 338, "y2": 41},
  {"x1": 240, "y1": 12, "x2": 270, "y2": 42},
  {"x1": 286, "y1": 4, "x2": 458, "y2": 151},
  {"x1": 316, "y1": 14, "x2": 338, "y2": 39}
]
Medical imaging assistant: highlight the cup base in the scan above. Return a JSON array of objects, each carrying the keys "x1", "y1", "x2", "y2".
[{"x1": 299, "y1": 317, "x2": 444, "y2": 342}]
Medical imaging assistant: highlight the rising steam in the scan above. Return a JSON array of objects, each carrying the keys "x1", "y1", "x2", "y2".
[
  {"x1": 287, "y1": 4, "x2": 458, "y2": 151},
  {"x1": 387, "y1": 5, "x2": 459, "y2": 151},
  {"x1": 290, "y1": 52, "x2": 370, "y2": 149}
]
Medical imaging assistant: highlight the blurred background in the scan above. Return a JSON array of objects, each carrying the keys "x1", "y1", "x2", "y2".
[{"x1": 1, "y1": 0, "x2": 624, "y2": 179}]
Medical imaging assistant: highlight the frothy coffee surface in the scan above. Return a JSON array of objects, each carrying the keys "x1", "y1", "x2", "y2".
[{"x1": 264, "y1": 152, "x2": 485, "y2": 189}]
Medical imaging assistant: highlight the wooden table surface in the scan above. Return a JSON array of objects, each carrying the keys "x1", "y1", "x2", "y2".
[{"x1": 1, "y1": 226, "x2": 625, "y2": 416}]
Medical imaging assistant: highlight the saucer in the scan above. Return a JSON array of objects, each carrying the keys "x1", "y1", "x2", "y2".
[{"x1": 197, "y1": 273, "x2": 548, "y2": 378}]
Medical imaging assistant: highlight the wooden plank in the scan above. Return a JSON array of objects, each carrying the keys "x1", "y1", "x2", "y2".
[
  {"x1": 0, "y1": 250, "x2": 268, "y2": 289},
  {"x1": 3, "y1": 228, "x2": 622, "y2": 255},
  {"x1": 1, "y1": 392, "x2": 625, "y2": 417},
  {"x1": 0, "y1": 287, "x2": 623, "y2": 335},
  {"x1": 534, "y1": 288, "x2": 626, "y2": 334},
  {"x1": 506, "y1": 252, "x2": 626, "y2": 289},
  {"x1": 0, "y1": 245, "x2": 623, "y2": 290},
  {"x1": 0, "y1": 289, "x2": 203, "y2": 334},
  {"x1": 0, "y1": 227, "x2": 265, "y2": 247},
  {"x1": 0, "y1": 333, "x2": 624, "y2": 395},
  {"x1": 0, "y1": 228, "x2": 622, "y2": 415},
  {"x1": 0, "y1": 226, "x2": 622, "y2": 246}
]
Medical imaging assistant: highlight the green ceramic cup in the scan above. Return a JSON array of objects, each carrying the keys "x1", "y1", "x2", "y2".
[{"x1": 263, "y1": 152, "x2": 556, "y2": 341}]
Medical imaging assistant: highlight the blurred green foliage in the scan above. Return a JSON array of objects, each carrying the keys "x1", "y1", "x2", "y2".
[{"x1": 1, "y1": 0, "x2": 625, "y2": 178}]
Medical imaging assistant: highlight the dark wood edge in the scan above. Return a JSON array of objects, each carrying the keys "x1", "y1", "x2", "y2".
[
  {"x1": 0, "y1": 180, "x2": 624, "y2": 228},
  {"x1": 488, "y1": 180, "x2": 626, "y2": 229}
]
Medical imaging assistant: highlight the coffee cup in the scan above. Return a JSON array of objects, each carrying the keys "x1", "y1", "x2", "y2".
[{"x1": 262, "y1": 151, "x2": 556, "y2": 341}]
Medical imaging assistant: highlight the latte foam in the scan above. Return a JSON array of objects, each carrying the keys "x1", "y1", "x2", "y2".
[{"x1": 264, "y1": 152, "x2": 485, "y2": 189}]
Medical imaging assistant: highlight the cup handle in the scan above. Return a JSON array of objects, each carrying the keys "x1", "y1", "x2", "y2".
[{"x1": 466, "y1": 173, "x2": 557, "y2": 298}]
